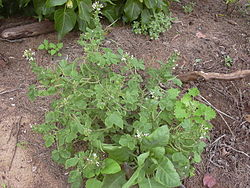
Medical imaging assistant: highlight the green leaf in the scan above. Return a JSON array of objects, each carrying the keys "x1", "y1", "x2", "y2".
[
  {"x1": 54, "y1": 8, "x2": 77, "y2": 39},
  {"x1": 46, "y1": 0, "x2": 67, "y2": 7},
  {"x1": 141, "y1": 9, "x2": 151, "y2": 24},
  {"x1": 151, "y1": 147, "x2": 165, "y2": 160},
  {"x1": 86, "y1": 178, "x2": 102, "y2": 188},
  {"x1": 38, "y1": 43, "x2": 45, "y2": 50},
  {"x1": 155, "y1": 158, "x2": 181, "y2": 187},
  {"x1": 102, "y1": 171, "x2": 126, "y2": 188},
  {"x1": 43, "y1": 134, "x2": 55, "y2": 147},
  {"x1": 188, "y1": 88, "x2": 200, "y2": 97},
  {"x1": 101, "y1": 158, "x2": 121, "y2": 174},
  {"x1": 122, "y1": 166, "x2": 143, "y2": 188},
  {"x1": 137, "y1": 152, "x2": 149, "y2": 166},
  {"x1": 50, "y1": 49, "x2": 57, "y2": 55},
  {"x1": 124, "y1": 0, "x2": 143, "y2": 22},
  {"x1": 119, "y1": 134, "x2": 136, "y2": 150},
  {"x1": 105, "y1": 112, "x2": 123, "y2": 129},
  {"x1": 142, "y1": 125, "x2": 169, "y2": 149},
  {"x1": 167, "y1": 88, "x2": 180, "y2": 99},
  {"x1": 192, "y1": 152, "x2": 202, "y2": 163},
  {"x1": 102, "y1": 144, "x2": 130, "y2": 162},
  {"x1": 77, "y1": 0, "x2": 92, "y2": 23},
  {"x1": 139, "y1": 177, "x2": 166, "y2": 188},
  {"x1": 144, "y1": 0, "x2": 157, "y2": 9},
  {"x1": 68, "y1": 170, "x2": 82, "y2": 184},
  {"x1": 65, "y1": 157, "x2": 79, "y2": 169}
]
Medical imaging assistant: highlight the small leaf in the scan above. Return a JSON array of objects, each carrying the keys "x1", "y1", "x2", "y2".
[
  {"x1": 119, "y1": 134, "x2": 136, "y2": 150},
  {"x1": 203, "y1": 174, "x2": 217, "y2": 188},
  {"x1": 105, "y1": 112, "x2": 123, "y2": 129},
  {"x1": 50, "y1": 49, "x2": 57, "y2": 55},
  {"x1": 86, "y1": 178, "x2": 102, "y2": 188},
  {"x1": 101, "y1": 158, "x2": 121, "y2": 174},
  {"x1": 65, "y1": 157, "x2": 79, "y2": 169},
  {"x1": 38, "y1": 44, "x2": 45, "y2": 50},
  {"x1": 43, "y1": 134, "x2": 55, "y2": 147},
  {"x1": 137, "y1": 152, "x2": 149, "y2": 166}
]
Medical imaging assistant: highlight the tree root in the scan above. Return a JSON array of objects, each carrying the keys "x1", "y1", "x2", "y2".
[{"x1": 178, "y1": 70, "x2": 250, "y2": 82}]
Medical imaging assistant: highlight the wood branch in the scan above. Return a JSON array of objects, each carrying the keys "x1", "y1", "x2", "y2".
[
  {"x1": 177, "y1": 70, "x2": 250, "y2": 82},
  {"x1": 0, "y1": 20, "x2": 55, "y2": 40}
]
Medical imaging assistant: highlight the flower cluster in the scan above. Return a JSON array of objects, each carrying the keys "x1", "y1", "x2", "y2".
[
  {"x1": 92, "y1": 1, "x2": 103, "y2": 11},
  {"x1": 23, "y1": 49, "x2": 35, "y2": 62},
  {"x1": 134, "y1": 130, "x2": 149, "y2": 139}
]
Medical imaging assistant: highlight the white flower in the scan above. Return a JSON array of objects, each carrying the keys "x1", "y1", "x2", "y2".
[{"x1": 92, "y1": 2, "x2": 103, "y2": 11}]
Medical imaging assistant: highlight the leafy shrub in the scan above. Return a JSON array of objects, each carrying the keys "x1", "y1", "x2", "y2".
[
  {"x1": 1, "y1": 0, "x2": 172, "y2": 39},
  {"x1": 24, "y1": 4, "x2": 216, "y2": 188}
]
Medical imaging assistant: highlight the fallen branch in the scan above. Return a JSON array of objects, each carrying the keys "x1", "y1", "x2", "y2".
[
  {"x1": 178, "y1": 70, "x2": 250, "y2": 82},
  {"x1": 0, "y1": 20, "x2": 55, "y2": 40}
]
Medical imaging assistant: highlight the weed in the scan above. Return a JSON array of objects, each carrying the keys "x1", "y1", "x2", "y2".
[
  {"x1": 132, "y1": 12, "x2": 175, "y2": 40},
  {"x1": 24, "y1": 2, "x2": 216, "y2": 188},
  {"x1": 224, "y1": 55, "x2": 233, "y2": 67},
  {"x1": 183, "y1": 2, "x2": 196, "y2": 14},
  {"x1": 38, "y1": 40, "x2": 63, "y2": 56}
]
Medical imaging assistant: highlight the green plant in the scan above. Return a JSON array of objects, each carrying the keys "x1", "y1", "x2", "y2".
[
  {"x1": 224, "y1": 55, "x2": 233, "y2": 67},
  {"x1": 38, "y1": 39, "x2": 63, "y2": 56},
  {"x1": 182, "y1": 2, "x2": 196, "y2": 14},
  {"x1": 24, "y1": 4, "x2": 216, "y2": 188},
  {"x1": 132, "y1": 12, "x2": 175, "y2": 39}
]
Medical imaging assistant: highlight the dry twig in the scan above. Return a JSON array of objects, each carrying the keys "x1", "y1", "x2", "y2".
[
  {"x1": 9, "y1": 116, "x2": 22, "y2": 171},
  {"x1": 221, "y1": 144, "x2": 250, "y2": 158}
]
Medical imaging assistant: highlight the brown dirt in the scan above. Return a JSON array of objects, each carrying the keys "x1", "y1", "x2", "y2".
[{"x1": 0, "y1": 0, "x2": 249, "y2": 187}]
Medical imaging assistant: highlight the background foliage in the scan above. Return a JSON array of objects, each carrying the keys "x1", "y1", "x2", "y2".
[{"x1": 0, "y1": 0, "x2": 172, "y2": 39}]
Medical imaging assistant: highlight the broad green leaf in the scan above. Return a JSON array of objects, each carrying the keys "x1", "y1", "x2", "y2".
[
  {"x1": 137, "y1": 152, "x2": 150, "y2": 166},
  {"x1": 119, "y1": 134, "x2": 136, "y2": 150},
  {"x1": 122, "y1": 166, "x2": 143, "y2": 188},
  {"x1": 102, "y1": 144, "x2": 130, "y2": 162},
  {"x1": 102, "y1": 171, "x2": 126, "y2": 188},
  {"x1": 54, "y1": 8, "x2": 77, "y2": 39},
  {"x1": 77, "y1": 0, "x2": 92, "y2": 23},
  {"x1": 60, "y1": 149, "x2": 71, "y2": 159},
  {"x1": 141, "y1": 9, "x2": 151, "y2": 24},
  {"x1": 155, "y1": 158, "x2": 181, "y2": 187},
  {"x1": 46, "y1": 0, "x2": 67, "y2": 7},
  {"x1": 105, "y1": 112, "x2": 123, "y2": 129},
  {"x1": 139, "y1": 177, "x2": 166, "y2": 188},
  {"x1": 102, "y1": 4, "x2": 121, "y2": 23},
  {"x1": 142, "y1": 125, "x2": 169, "y2": 149},
  {"x1": 101, "y1": 158, "x2": 121, "y2": 174},
  {"x1": 65, "y1": 157, "x2": 79, "y2": 169},
  {"x1": 86, "y1": 178, "x2": 102, "y2": 188},
  {"x1": 124, "y1": 0, "x2": 143, "y2": 22},
  {"x1": 144, "y1": 0, "x2": 157, "y2": 9}
]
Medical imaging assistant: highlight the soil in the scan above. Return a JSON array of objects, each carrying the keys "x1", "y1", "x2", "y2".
[{"x1": 0, "y1": 0, "x2": 249, "y2": 187}]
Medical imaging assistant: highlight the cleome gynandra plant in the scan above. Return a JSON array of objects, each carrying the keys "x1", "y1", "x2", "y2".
[{"x1": 24, "y1": 3, "x2": 216, "y2": 188}]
